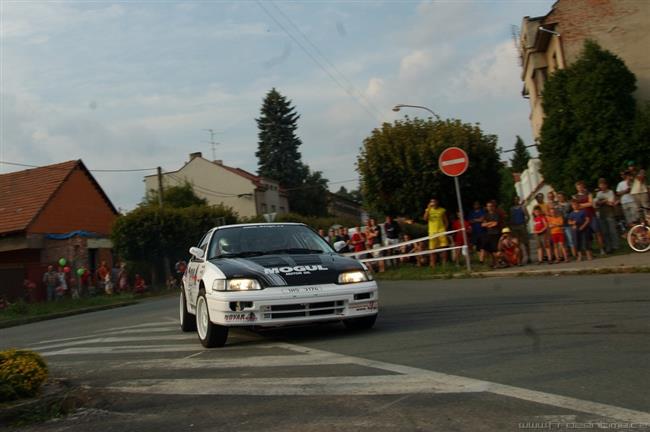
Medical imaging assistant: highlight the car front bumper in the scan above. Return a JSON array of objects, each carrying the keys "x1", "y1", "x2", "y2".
[{"x1": 205, "y1": 281, "x2": 378, "y2": 327}]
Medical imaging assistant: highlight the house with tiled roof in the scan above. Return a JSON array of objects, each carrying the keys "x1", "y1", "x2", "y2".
[
  {"x1": 0, "y1": 160, "x2": 118, "y2": 301},
  {"x1": 144, "y1": 152, "x2": 289, "y2": 218}
]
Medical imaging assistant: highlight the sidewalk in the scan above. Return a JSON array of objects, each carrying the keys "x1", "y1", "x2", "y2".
[{"x1": 476, "y1": 252, "x2": 650, "y2": 278}]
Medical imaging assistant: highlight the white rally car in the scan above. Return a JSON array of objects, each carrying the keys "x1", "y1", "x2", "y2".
[{"x1": 180, "y1": 223, "x2": 378, "y2": 347}]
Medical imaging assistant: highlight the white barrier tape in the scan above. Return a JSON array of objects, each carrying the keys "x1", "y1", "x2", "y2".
[
  {"x1": 358, "y1": 245, "x2": 467, "y2": 264},
  {"x1": 344, "y1": 228, "x2": 464, "y2": 258}
]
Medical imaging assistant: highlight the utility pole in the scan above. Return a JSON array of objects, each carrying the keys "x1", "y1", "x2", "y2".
[
  {"x1": 156, "y1": 166, "x2": 164, "y2": 208},
  {"x1": 203, "y1": 129, "x2": 221, "y2": 161}
]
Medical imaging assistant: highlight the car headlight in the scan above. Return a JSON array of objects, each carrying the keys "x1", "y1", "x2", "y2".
[
  {"x1": 212, "y1": 279, "x2": 262, "y2": 292},
  {"x1": 338, "y1": 271, "x2": 370, "y2": 284}
]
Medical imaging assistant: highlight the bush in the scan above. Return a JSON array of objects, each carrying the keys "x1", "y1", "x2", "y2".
[
  {"x1": 276, "y1": 213, "x2": 361, "y2": 231},
  {"x1": 7, "y1": 300, "x2": 28, "y2": 315},
  {"x1": 0, "y1": 349, "x2": 48, "y2": 402}
]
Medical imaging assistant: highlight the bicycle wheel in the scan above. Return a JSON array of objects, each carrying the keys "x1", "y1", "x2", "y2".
[{"x1": 627, "y1": 224, "x2": 650, "y2": 252}]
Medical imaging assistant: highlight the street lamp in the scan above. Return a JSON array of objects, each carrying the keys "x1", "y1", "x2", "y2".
[{"x1": 392, "y1": 104, "x2": 440, "y2": 120}]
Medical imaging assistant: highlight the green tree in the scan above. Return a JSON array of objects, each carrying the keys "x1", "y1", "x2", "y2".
[
  {"x1": 510, "y1": 136, "x2": 531, "y2": 173},
  {"x1": 357, "y1": 117, "x2": 501, "y2": 220},
  {"x1": 539, "y1": 40, "x2": 637, "y2": 192},
  {"x1": 256, "y1": 88, "x2": 308, "y2": 191},
  {"x1": 111, "y1": 204, "x2": 237, "y2": 285},
  {"x1": 335, "y1": 186, "x2": 362, "y2": 204},
  {"x1": 143, "y1": 181, "x2": 208, "y2": 208},
  {"x1": 255, "y1": 88, "x2": 330, "y2": 216},
  {"x1": 499, "y1": 163, "x2": 516, "y2": 209}
]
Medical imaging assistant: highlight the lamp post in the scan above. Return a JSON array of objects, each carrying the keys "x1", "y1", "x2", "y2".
[{"x1": 392, "y1": 104, "x2": 440, "y2": 120}]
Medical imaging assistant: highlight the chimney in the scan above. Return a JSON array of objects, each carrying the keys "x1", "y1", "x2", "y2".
[{"x1": 189, "y1": 152, "x2": 202, "y2": 161}]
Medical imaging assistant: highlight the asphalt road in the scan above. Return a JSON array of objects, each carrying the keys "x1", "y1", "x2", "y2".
[{"x1": 2, "y1": 274, "x2": 649, "y2": 431}]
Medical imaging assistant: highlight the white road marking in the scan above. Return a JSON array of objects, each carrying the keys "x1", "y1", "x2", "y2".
[
  {"x1": 39, "y1": 345, "x2": 204, "y2": 356},
  {"x1": 34, "y1": 335, "x2": 196, "y2": 351},
  {"x1": 182, "y1": 351, "x2": 204, "y2": 360},
  {"x1": 440, "y1": 157, "x2": 466, "y2": 167},
  {"x1": 100, "y1": 322, "x2": 178, "y2": 332}
]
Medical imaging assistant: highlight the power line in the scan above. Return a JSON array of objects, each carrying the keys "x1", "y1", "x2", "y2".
[
  {"x1": 268, "y1": 1, "x2": 384, "y2": 121},
  {"x1": 256, "y1": 0, "x2": 382, "y2": 123},
  {"x1": 0, "y1": 160, "x2": 157, "y2": 173}
]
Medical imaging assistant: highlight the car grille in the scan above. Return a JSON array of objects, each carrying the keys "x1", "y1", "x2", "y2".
[{"x1": 263, "y1": 301, "x2": 345, "y2": 319}]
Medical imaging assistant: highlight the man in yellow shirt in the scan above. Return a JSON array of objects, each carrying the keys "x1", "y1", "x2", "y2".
[{"x1": 423, "y1": 198, "x2": 448, "y2": 268}]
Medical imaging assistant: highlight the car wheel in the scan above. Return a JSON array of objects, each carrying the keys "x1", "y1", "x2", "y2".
[
  {"x1": 179, "y1": 288, "x2": 196, "y2": 332},
  {"x1": 196, "y1": 292, "x2": 228, "y2": 348},
  {"x1": 343, "y1": 314, "x2": 377, "y2": 330}
]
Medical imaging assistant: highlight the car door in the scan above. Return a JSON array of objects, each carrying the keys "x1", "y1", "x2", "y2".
[{"x1": 187, "y1": 231, "x2": 211, "y2": 307}]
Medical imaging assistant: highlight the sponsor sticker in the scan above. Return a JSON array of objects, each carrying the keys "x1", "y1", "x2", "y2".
[
  {"x1": 265, "y1": 265, "x2": 329, "y2": 276},
  {"x1": 281, "y1": 286, "x2": 323, "y2": 295},
  {"x1": 350, "y1": 301, "x2": 378, "y2": 312},
  {"x1": 224, "y1": 312, "x2": 257, "y2": 322}
]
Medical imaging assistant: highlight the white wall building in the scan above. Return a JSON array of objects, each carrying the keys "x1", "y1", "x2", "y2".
[
  {"x1": 514, "y1": 158, "x2": 554, "y2": 230},
  {"x1": 144, "y1": 152, "x2": 289, "y2": 219}
]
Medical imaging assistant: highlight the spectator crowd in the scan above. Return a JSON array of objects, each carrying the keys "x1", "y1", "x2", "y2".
[{"x1": 321, "y1": 163, "x2": 648, "y2": 271}]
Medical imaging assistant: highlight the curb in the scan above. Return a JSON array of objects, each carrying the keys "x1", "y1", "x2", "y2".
[
  {"x1": 0, "y1": 379, "x2": 80, "y2": 427},
  {"x1": 473, "y1": 265, "x2": 650, "y2": 278},
  {"x1": 0, "y1": 301, "x2": 138, "y2": 330}
]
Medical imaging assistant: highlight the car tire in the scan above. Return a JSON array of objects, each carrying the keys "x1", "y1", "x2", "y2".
[
  {"x1": 343, "y1": 314, "x2": 377, "y2": 330},
  {"x1": 179, "y1": 288, "x2": 196, "y2": 332},
  {"x1": 196, "y1": 292, "x2": 228, "y2": 348}
]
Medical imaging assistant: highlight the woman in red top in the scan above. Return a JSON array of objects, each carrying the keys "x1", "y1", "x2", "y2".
[{"x1": 532, "y1": 206, "x2": 552, "y2": 264}]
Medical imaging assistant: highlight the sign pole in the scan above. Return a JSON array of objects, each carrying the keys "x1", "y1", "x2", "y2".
[{"x1": 454, "y1": 176, "x2": 471, "y2": 272}]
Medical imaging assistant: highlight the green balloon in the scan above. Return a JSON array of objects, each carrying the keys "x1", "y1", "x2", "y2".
[
  {"x1": 58, "y1": 258, "x2": 67, "y2": 266},
  {"x1": 77, "y1": 268, "x2": 85, "y2": 276}
]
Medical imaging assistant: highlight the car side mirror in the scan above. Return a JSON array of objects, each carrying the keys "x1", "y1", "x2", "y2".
[
  {"x1": 333, "y1": 241, "x2": 347, "y2": 253},
  {"x1": 189, "y1": 247, "x2": 205, "y2": 260}
]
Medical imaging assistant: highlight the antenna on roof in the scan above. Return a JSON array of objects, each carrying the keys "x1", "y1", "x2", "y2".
[{"x1": 202, "y1": 129, "x2": 222, "y2": 161}]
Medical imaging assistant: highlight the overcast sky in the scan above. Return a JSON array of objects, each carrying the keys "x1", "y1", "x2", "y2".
[{"x1": 1, "y1": 0, "x2": 553, "y2": 211}]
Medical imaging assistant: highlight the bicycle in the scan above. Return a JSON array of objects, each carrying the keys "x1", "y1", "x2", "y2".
[{"x1": 627, "y1": 206, "x2": 650, "y2": 253}]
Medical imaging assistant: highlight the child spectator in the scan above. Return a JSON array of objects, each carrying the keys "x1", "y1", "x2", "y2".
[
  {"x1": 547, "y1": 207, "x2": 569, "y2": 263},
  {"x1": 568, "y1": 199, "x2": 593, "y2": 261},
  {"x1": 532, "y1": 206, "x2": 552, "y2": 264},
  {"x1": 497, "y1": 228, "x2": 520, "y2": 267},
  {"x1": 574, "y1": 180, "x2": 605, "y2": 256}
]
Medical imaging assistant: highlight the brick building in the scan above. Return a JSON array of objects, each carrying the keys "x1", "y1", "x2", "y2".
[
  {"x1": 0, "y1": 160, "x2": 118, "y2": 301},
  {"x1": 519, "y1": 0, "x2": 650, "y2": 138}
]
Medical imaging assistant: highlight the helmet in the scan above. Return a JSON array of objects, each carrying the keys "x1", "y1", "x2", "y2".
[{"x1": 501, "y1": 227, "x2": 511, "y2": 234}]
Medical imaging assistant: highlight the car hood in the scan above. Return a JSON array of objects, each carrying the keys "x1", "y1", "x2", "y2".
[{"x1": 209, "y1": 253, "x2": 365, "y2": 287}]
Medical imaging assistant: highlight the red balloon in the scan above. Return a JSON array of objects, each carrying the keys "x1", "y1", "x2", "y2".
[{"x1": 63, "y1": 266, "x2": 71, "y2": 273}]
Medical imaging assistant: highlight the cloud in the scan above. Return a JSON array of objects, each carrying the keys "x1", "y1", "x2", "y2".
[{"x1": 448, "y1": 41, "x2": 522, "y2": 101}]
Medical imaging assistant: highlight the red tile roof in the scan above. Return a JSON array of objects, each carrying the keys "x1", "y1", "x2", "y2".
[{"x1": 0, "y1": 160, "x2": 116, "y2": 236}]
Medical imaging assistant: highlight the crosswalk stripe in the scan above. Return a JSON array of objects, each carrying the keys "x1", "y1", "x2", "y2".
[{"x1": 34, "y1": 335, "x2": 197, "y2": 351}]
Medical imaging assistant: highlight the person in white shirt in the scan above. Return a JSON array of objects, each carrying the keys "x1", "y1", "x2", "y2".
[
  {"x1": 630, "y1": 165, "x2": 648, "y2": 210},
  {"x1": 595, "y1": 178, "x2": 619, "y2": 253},
  {"x1": 616, "y1": 171, "x2": 638, "y2": 226}
]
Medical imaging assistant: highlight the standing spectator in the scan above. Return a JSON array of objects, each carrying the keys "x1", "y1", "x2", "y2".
[
  {"x1": 481, "y1": 201, "x2": 501, "y2": 268},
  {"x1": 547, "y1": 207, "x2": 569, "y2": 263},
  {"x1": 317, "y1": 228, "x2": 327, "y2": 240},
  {"x1": 400, "y1": 234, "x2": 425, "y2": 266},
  {"x1": 451, "y1": 211, "x2": 471, "y2": 266},
  {"x1": 629, "y1": 164, "x2": 648, "y2": 211},
  {"x1": 574, "y1": 180, "x2": 605, "y2": 256},
  {"x1": 384, "y1": 216, "x2": 401, "y2": 265},
  {"x1": 509, "y1": 196, "x2": 530, "y2": 264},
  {"x1": 42, "y1": 265, "x2": 59, "y2": 302},
  {"x1": 547, "y1": 191, "x2": 559, "y2": 212},
  {"x1": 497, "y1": 228, "x2": 520, "y2": 267},
  {"x1": 134, "y1": 274, "x2": 147, "y2": 294},
  {"x1": 532, "y1": 206, "x2": 552, "y2": 264},
  {"x1": 557, "y1": 192, "x2": 576, "y2": 258},
  {"x1": 595, "y1": 178, "x2": 619, "y2": 253},
  {"x1": 365, "y1": 219, "x2": 384, "y2": 272},
  {"x1": 423, "y1": 198, "x2": 448, "y2": 268},
  {"x1": 175, "y1": 259, "x2": 187, "y2": 287},
  {"x1": 568, "y1": 199, "x2": 593, "y2": 261},
  {"x1": 350, "y1": 226, "x2": 366, "y2": 255},
  {"x1": 339, "y1": 227, "x2": 351, "y2": 254},
  {"x1": 96, "y1": 261, "x2": 109, "y2": 296},
  {"x1": 534, "y1": 193, "x2": 549, "y2": 215},
  {"x1": 56, "y1": 266, "x2": 68, "y2": 299},
  {"x1": 117, "y1": 263, "x2": 129, "y2": 293},
  {"x1": 468, "y1": 201, "x2": 486, "y2": 260},
  {"x1": 616, "y1": 171, "x2": 638, "y2": 226},
  {"x1": 327, "y1": 228, "x2": 335, "y2": 245}
]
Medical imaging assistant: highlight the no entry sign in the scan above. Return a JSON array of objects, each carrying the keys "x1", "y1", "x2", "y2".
[{"x1": 439, "y1": 147, "x2": 469, "y2": 177}]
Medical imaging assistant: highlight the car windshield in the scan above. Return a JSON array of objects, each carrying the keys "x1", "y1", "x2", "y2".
[{"x1": 207, "y1": 225, "x2": 334, "y2": 259}]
